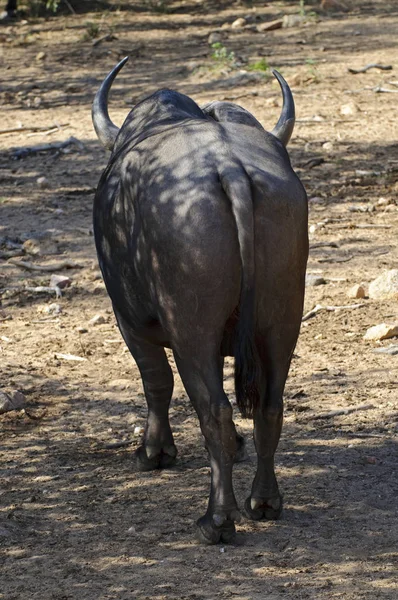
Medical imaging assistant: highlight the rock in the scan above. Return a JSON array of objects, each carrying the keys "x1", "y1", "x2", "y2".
[
  {"x1": 322, "y1": 141, "x2": 334, "y2": 153},
  {"x1": 306, "y1": 274, "x2": 326, "y2": 287},
  {"x1": 36, "y1": 51, "x2": 46, "y2": 61},
  {"x1": 50, "y1": 274, "x2": 71, "y2": 290},
  {"x1": 77, "y1": 326, "x2": 88, "y2": 334},
  {"x1": 282, "y1": 14, "x2": 305, "y2": 28},
  {"x1": 231, "y1": 17, "x2": 246, "y2": 29},
  {"x1": 133, "y1": 426, "x2": 144, "y2": 437},
  {"x1": 363, "y1": 323, "x2": 398, "y2": 342},
  {"x1": 373, "y1": 345, "x2": 398, "y2": 355},
  {"x1": 88, "y1": 314, "x2": 106, "y2": 326},
  {"x1": 23, "y1": 237, "x2": 59, "y2": 256},
  {"x1": 0, "y1": 390, "x2": 27, "y2": 414},
  {"x1": 44, "y1": 303, "x2": 62, "y2": 315},
  {"x1": 257, "y1": 19, "x2": 283, "y2": 32},
  {"x1": 321, "y1": 0, "x2": 349, "y2": 11},
  {"x1": 340, "y1": 102, "x2": 359, "y2": 116},
  {"x1": 208, "y1": 32, "x2": 223, "y2": 45},
  {"x1": 347, "y1": 284, "x2": 366, "y2": 299},
  {"x1": 377, "y1": 197, "x2": 392, "y2": 206},
  {"x1": 368, "y1": 269, "x2": 398, "y2": 300},
  {"x1": 37, "y1": 176, "x2": 49, "y2": 189}
]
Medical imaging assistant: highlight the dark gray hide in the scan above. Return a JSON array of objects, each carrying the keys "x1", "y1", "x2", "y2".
[{"x1": 92, "y1": 58, "x2": 308, "y2": 545}]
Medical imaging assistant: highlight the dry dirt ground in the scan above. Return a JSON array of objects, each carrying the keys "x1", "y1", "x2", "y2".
[{"x1": 1, "y1": 1, "x2": 397, "y2": 598}]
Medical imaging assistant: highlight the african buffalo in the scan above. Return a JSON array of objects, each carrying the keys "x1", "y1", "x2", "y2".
[{"x1": 92, "y1": 57, "x2": 308, "y2": 544}]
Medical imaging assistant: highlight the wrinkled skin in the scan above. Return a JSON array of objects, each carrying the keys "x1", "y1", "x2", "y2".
[{"x1": 93, "y1": 83, "x2": 308, "y2": 544}]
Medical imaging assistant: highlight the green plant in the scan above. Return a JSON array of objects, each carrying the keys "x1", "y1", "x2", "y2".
[
  {"x1": 46, "y1": 0, "x2": 59, "y2": 12},
  {"x1": 84, "y1": 21, "x2": 100, "y2": 40},
  {"x1": 211, "y1": 42, "x2": 236, "y2": 66},
  {"x1": 247, "y1": 57, "x2": 269, "y2": 72}
]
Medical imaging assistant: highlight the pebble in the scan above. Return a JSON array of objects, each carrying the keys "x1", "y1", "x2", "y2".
[
  {"x1": 0, "y1": 390, "x2": 27, "y2": 414},
  {"x1": 363, "y1": 323, "x2": 398, "y2": 342},
  {"x1": 282, "y1": 14, "x2": 305, "y2": 28},
  {"x1": 36, "y1": 51, "x2": 46, "y2": 61},
  {"x1": 88, "y1": 314, "x2": 106, "y2": 326},
  {"x1": 340, "y1": 102, "x2": 359, "y2": 116},
  {"x1": 347, "y1": 284, "x2": 366, "y2": 299},
  {"x1": 133, "y1": 426, "x2": 144, "y2": 437},
  {"x1": 44, "y1": 303, "x2": 62, "y2": 315},
  {"x1": 127, "y1": 526, "x2": 136, "y2": 534},
  {"x1": 368, "y1": 269, "x2": 398, "y2": 300},
  {"x1": 322, "y1": 141, "x2": 334, "y2": 153},
  {"x1": 50, "y1": 274, "x2": 71, "y2": 290},
  {"x1": 208, "y1": 32, "x2": 223, "y2": 45},
  {"x1": 37, "y1": 176, "x2": 49, "y2": 189},
  {"x1": 306, "y1": 274, "x2": 326, "y2": 287},
  {"x1": 231, "y1": 17, "x2": 246, "y2": 29}
]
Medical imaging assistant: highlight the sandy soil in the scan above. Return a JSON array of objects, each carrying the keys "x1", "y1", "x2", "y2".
[{"x1": 1, "y1": 1, "x2": 397, "y2": 598}]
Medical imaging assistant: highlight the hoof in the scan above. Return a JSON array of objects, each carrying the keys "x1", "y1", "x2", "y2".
[
  {"x1": 196, "y1": 515, "x2": 237, "y2": 545},
  {"x1": 134, "y1": 444, "x2": 177, "y2": 472},
  {"x1": 244, "y1": 495, "x2": 283, "y2": 521}
]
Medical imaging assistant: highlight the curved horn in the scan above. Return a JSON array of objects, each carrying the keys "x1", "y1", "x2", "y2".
[
  {"x1": 271, "y1": 69, "x2": 295, "y2": 147},
  {"x1": 92, "y1": 56, "x2": 129, "y2": 151}
]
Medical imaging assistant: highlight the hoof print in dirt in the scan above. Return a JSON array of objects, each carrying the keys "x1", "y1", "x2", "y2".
[
  {"x1": 134, "y1": 445, "x2": 177, "y2": 471},
  {"x1": 244, "y1": 496, "x2": 283, "y2": 521},
  {"x1": 196, "y1": 514, "x2": 238, "y2": 545}
]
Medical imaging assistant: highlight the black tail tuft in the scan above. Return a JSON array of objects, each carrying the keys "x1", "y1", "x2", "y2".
[{"x1": 234, "y1": 288, "x2": 260, "y2": 419}]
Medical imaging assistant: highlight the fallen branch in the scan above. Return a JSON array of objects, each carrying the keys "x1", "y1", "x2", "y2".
[
  {"x1": 317, "y1": 255, "x2": 353, "y2": 263},
  {"x1": 12, "y1": 136, "x2": 84, "y2": 159},
  {"x1": 302, "y1": 303, "x2": 364, "y2": 322},
  {"x1": 304, "y1": 403, "x2": 374, "y2": 421},
  {"x1": 8, "y1": 259, "x2": 83, "y2": 272},
  {"x1": 55, "y1": 352, "x2": 87, "y2": 362},
  {"x1": 371, "y1": 86, "x2": 398, "y2": 94},
  {"x1": 0, "y1": 123, "x2": 69, "y2": 136},
  {"x1": 25, "y1": 286, "x2": 62, "y2": 298},
  {"x1": 92, "y1": 33, "x2": 117, "y2": 47},
  {"x1": 309, "y1": 241, "x2": 339, "y2": 249},
  {"x1": 348, "y1": 63, "x2": 393, "y2": 74}
]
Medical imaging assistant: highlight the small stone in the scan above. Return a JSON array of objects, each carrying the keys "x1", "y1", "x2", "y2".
[
  {"x1": 373, "y1": 345, "x2": 398, "y2": 356},
  {"x1": 363, "y1": 323, "x2": 398, "y2": 342},
  {"x1": 208, "y1": 32, "x2": 223, "y2": 45},
  {"x1": 44, "y1": 303, "x2": 62, "y2": 315},
  {"x1": 88, "y1": 314, "x2": 106, "y2": 326},
  {"x1": 0, "y1": 390, "x2": 27, "y2": 414},
  {"x1": 347, "y1": 284, "x2": 366, "y2": 299},
  {"x1": 306, "y1": 274, "x2": 326, "y2": 287},
  {"x1": 37, "y1": 176, "x2": 49, "y2": 189},
  {"x1": 368, "y1": 269, "x2": 398, "y2": 300},
  {"x1": 50, "y1": 274, "x2": 71, "y2": 290},
  {"x1": 77, "y1": 327, "x2": 88, "y2": 334},
  {"x1": 340, "y1": 102, "x2": 359, "y2": 116},
  {"x1": 23, "y1": 238, "x2": 41, "y2": 256},
  {"x1": 257, "y1": 18, "x2": 283, "y2": 32},
  {"x1": 321, "y1": 0, "x2": 349, "y2": 11},
  {"x1": 282, "y1": 14, "x2": 305, "y2": 28},
  {"x1": 36, "y1": 51, "x2": 46, "y2": 61},
  {"x1": 133, "y1": 426, "x2": 144, "y2": 437},
  {"x1": 322, "y1": 141, "x2": 334, "y2": 153},
  {"x1": 231, "y1": 17, "x2": 246, "y2": 29},
  {"x1": 23, "y1": 237, "x2": 59, "y2": 256},
  {"x1": 127, "y1": 526, "x2": 136, "y2": 534},
  {"x1": 377, "y1": 197, "x2": 392, "y2": 206},
  {"x1": 365, "y1": 456, "x2": 377, "y2": 465}
]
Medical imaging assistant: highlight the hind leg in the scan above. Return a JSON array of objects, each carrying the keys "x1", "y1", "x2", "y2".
[
  {"x1": 245, "y1": 324, "x2": 299, "y2": 520},
  {"x1": 174, "y1": 351, "x2": 240, "y2": 544},
  {"x1": 116, "y1": 312, "x2": 176, "y2": 471}
]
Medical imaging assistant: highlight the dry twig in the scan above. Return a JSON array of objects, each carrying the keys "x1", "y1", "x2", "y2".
[
  {"x1": 302, "y1": 303, "x2": 364, "y2": 322},
  {"x1": 7, "y1": 259, "x2": 83, "y2": 272},
  {"x1": 304, "y1": 403, "x2": 374, "y2": 421}
]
